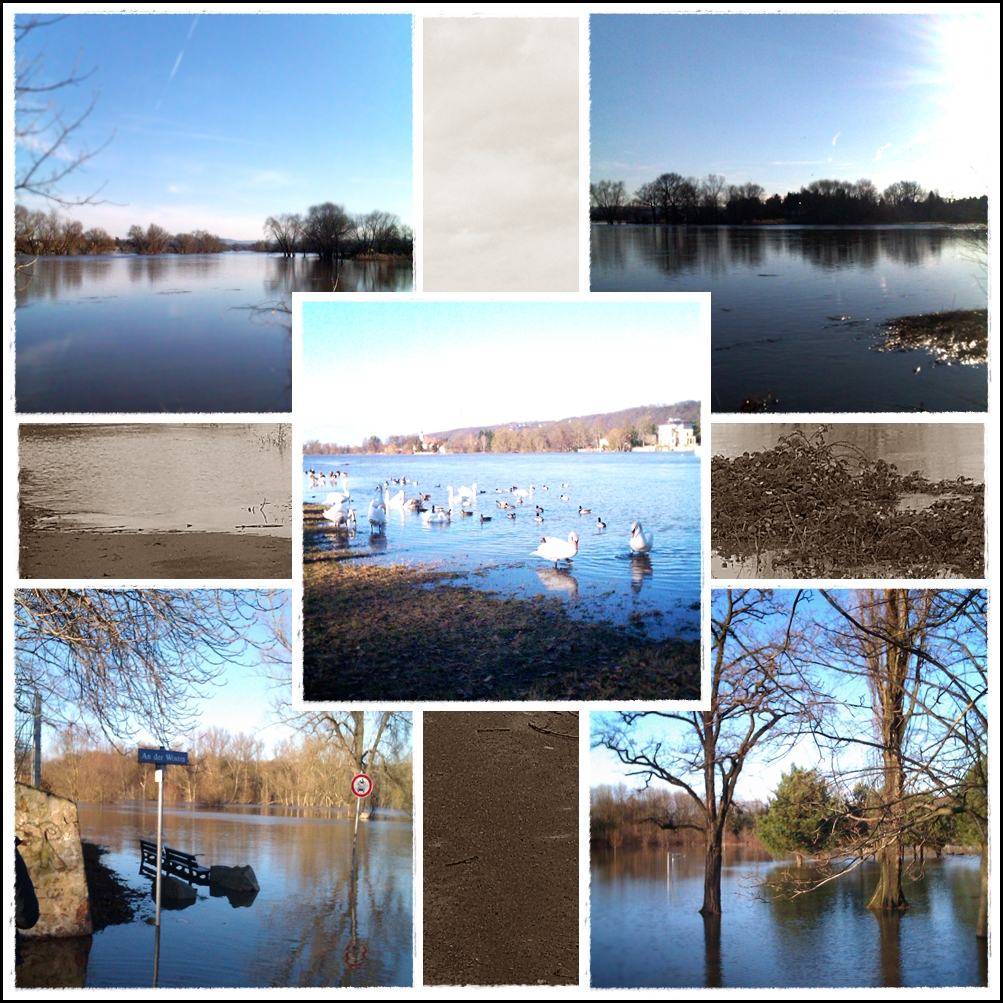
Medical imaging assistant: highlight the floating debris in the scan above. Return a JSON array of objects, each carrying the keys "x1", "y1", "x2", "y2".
[{"x1": 876, "y1": 309, "x2": 987, "y2": 365}]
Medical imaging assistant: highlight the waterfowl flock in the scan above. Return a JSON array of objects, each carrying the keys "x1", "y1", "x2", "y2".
[{"x1": 307, "y1": 467, "x2": 656, "y2": 562}]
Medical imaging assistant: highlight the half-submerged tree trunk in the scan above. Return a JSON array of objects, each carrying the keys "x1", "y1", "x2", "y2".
[
  {"x1": 867, "y1": 841, "x2": 908, "y2": 911},
  {"x1": 701, "y1": 832, "x2": 724, "y2": 915},
  {"x1": 977, "y1": 844, "x2": 988, "y2": 938}
]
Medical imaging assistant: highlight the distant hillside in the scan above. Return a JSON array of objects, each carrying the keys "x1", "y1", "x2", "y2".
[
  {"x1": 428, "y1": 402, "x2": 698, "y2": 441},
  {"x1": 305, "y1": 402, "x2": 701, "y2": 455}
]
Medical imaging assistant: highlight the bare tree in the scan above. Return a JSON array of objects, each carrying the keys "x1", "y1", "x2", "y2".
[
  {"x1": 15, "y1": 15, "x2": 113, "y2": 207},
  {"x1": 263, "y1": 213, "x2": 302, "y2": 257},
  {"x1": 356, "y1": 209, "x2": 401, "y2": 255},
  {"x1": 303, "y1": 202, "x2": 355, "y2": 261},
  {"x1": 593, "y1": 589, "x2": 814, "y2": 915},
  {"x1": 815, "y1": 589, "x2": 987, "y2": 923},
  {"x1": 590, "y1": 180, "x2": 627, "y2": 225},
  {"x1": 633, "y1": 181, "x2": 660, "y2": 223},
  {"x1": 14, "y1": 589, "x2": 285, "y2": 745}
]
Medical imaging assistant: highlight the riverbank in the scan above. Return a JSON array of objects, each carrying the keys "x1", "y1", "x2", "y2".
[
  {"x1": 82, "y1": 841, "x2": 143, "y2": 931},
  {"x1": 303, "y1": 510, "x2": 699, "y2": 701},
  {"x1": 20, "y1": 509, "x2": 291, "y2": 579}
]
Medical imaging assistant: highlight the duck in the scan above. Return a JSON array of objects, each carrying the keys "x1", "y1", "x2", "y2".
[
  {"x1": 630, "y1": 521, "x2": 654, "y2": 554},
  {"x1": 597, "y1": 517, "x2": 606, "y2": 531},
  {"x1": 578, "y1": 505, "x2": 592, "y2": 515},
  {"x1": 531, "y1": 531, "x2": 579, "y2": 567}
]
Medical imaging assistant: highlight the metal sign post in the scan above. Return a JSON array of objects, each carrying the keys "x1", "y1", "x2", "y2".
[
  {"x1": 137, "y1": 747, "x2": 189, "y2": 963},
  {"x1": 347, "y1": 773, "x2": 373, "y2": 970}
]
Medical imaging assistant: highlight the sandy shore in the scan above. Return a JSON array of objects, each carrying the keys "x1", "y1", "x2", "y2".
[{"x1": 20, "y1": 526, "x2": 291, "y2": 579}]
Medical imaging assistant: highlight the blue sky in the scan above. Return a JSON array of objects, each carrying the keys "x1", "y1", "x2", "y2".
[
  {"x1": 15, "y1": 13, "x2": 412, "y2": 239},
  {"x1": 301, "y1": 298, "x2": 706, "y2": 445},
  {"x1": 590, "y1": 589, "x2": 986, "y2": 804},
  {"x1": 590, "y1": 12, "x2": 995, "y2": 200}
]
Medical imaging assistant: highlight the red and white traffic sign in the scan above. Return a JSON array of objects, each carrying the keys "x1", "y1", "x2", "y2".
[{"x1": 351, "y1": 773, "x2": 373, "y2": 798}]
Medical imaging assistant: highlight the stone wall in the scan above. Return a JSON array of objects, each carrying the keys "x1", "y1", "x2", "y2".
[{"x1": 14, "y1": 782, "x2": 93, "y2": 938}]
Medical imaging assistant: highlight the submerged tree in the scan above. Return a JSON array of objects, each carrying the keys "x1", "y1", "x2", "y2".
[
  {"x1": 593, "y1": 589, "x2": 814, "y2": 915},
  {"x1": 815, "y1": 589, "x2": 987, "y2": 920}
]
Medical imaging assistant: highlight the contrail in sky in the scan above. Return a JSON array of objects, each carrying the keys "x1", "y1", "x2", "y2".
[{"x1": 156, "y1": 15, "x2": 201, "y2": 111}]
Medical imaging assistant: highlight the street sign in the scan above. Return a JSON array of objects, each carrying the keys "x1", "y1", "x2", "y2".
[
  {"x1": 351, "y1": 773, "x2": 373, "y2": 798},
  {"x1": 138, "y1": 748, "x2": 189, "y2": 766}
]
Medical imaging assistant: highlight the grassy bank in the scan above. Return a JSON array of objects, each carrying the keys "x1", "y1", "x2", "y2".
[{"x1": 303, "y1": 507, "x2": 699, "y2": 701}]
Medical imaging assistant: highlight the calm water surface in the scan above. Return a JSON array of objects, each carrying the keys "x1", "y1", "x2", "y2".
[
  {"x1": 591, "y1": 846, "x2": 986, "y2": 988},
  {"x1": 16, "y1": 253, "x2": 412, "y2": 413},
  {"x1": 592, "y1": 225, "x2": 987, "y2": 412},
  {"x1": 69, "y1": 802, "x2": 412, "y2": 988},
  {"x1": 305, "y1": 452, "x2": 701, "y2": 639},
  {"x1": 21, "y1": 424, "x2": 292, "y2": 537}
]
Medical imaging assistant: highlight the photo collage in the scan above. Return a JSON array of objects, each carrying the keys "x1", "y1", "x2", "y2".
[{"x1": 7, "y1": 7, "x2": 996, "y2": 997}]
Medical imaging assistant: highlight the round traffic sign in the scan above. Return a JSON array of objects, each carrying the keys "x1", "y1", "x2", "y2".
[{"x1": 351, "y1": 773, "x2": 373, "y2": 798}]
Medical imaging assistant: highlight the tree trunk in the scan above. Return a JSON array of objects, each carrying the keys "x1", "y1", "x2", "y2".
[
  {"x1": 867, "y1": 841, "x2": 908, "y2": 910},
  {"x1": 701, "y1": 835, "x2": 723, "y2": 915},
  {"x1": 977, "y1": 844, "x2": 988, "y2": 938}
]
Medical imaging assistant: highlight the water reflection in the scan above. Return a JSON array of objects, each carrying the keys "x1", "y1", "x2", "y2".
[
  {"x1": 593, "y1": 225, "x2": 986, "y2": 279},
  {"x1": 591, "y1": 846, "x2": 986, "y2": 988},
  {"x1": 592, "y1": 225, "x2": 988, "y2": 412},
  {"x1": 304, "y1": 452, "x2": 701, "y2": 639},
  {"x1": 21, "y1": 803, "x2": 417, "y2": 989},
  {"x1": 16, "y1": 254, "x2": 412, "y2": 413},
  {"x1": 536, "y1": 567, "x2": 579, "y2": 594}
]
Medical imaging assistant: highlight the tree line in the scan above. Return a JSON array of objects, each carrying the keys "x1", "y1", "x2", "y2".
[
  {"x1": 27, "y1": 723, "x2": 412, "y2": 813},
  {"x1": 591, "y1": 174, "x2": 988, "y2": 226},
  {"x1": 15, "y1": 202, "x2": 414, "y2": 260},
  {"x1": 304, "y1": 405, "x2": 700, "y2": 456},
  {"x1": 16, "y1": 206, "x2": 228, "y2": 257},
  {"x1": 593, "y1": 589, "x2": 986, "y2": 935},
  {"x1": 263, "y1": 204, "x2": 413, "y2": 260}
]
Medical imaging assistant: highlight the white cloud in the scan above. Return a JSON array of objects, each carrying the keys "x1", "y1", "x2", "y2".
[{"x1": 874, "y1": 142, "x2": 893, "y2": 162}]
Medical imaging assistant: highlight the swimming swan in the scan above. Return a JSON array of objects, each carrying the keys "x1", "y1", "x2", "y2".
[{"x1": 630, "y1": 521, "x2": 654, "y2": 554}]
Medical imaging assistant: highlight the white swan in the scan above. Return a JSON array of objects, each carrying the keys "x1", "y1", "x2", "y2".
[
  {"x1": 325, "y1": 503, "x2": 356, "y2": 531},
  {"x1": 630, "y1": 521, "x2": 654, "y2": 554},
  {"x1": 385, "y1": 487, "x2": 406, "y2": 510},
  {"x1": 368, "y1": 499, "x2": 387, "y2": 534},
  {"x1": 421, "y1": 508, "x2": 450, "y2": 525},
  {"x1": 531, "y1": 531, "x2": 579, "y2": 567}
]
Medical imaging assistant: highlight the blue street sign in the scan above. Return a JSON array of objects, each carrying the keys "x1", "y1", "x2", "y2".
[{"x1": 138, "y1": 748, "x2": 189, "y2": 766}]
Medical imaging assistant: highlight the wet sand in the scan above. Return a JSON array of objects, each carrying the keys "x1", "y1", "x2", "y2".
[
  {"x1": 424, "y1": 711, "x2": 578, "y2": 986},
  {"x1": 20, "y1": 525, "x2": 291, "y2": 579}
]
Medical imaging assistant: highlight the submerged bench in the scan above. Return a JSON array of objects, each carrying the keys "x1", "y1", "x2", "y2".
[{"x1": 139, "y1": 839, "x2": 210, "y2": 886}]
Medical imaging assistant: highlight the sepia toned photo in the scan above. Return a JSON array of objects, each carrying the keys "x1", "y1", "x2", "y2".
[
  {"x1": 711, "y1": 422, "x2": 984, "y2": 579},
  {"x1": 424, "y1": 711, "x2": 578, "y2": 986},
  {"x1": 19, "y1": 423, "x2": 292, "y2": 579}
]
